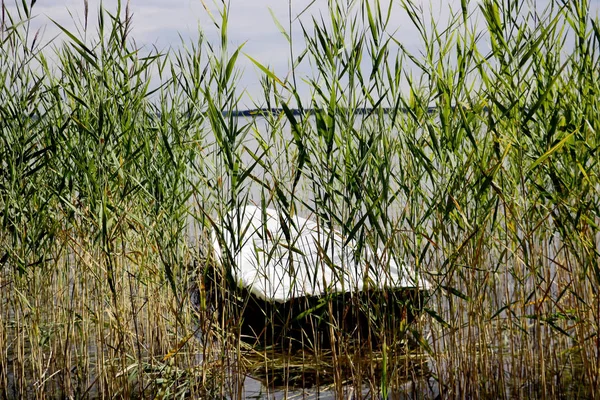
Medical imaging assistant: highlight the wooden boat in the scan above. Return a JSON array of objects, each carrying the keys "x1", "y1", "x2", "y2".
[{"x1": 205, "y1": 205, "x2": 430, "y2": 349}]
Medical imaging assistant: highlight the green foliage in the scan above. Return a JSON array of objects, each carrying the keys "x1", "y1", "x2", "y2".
[{"x1": 1, "y1": 0, "x2": 599, "y2": 397}]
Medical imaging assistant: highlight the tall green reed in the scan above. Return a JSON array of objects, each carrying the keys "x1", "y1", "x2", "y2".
[
  {"x1": 387, "y1": 0, "x2": 600, "y2": 397},
  {"x1": 1, "y1": 0, "x2": 599, "y2": 397},
  {"x1": 1, "y1": 0, "x2": 210, "y2": 396}
]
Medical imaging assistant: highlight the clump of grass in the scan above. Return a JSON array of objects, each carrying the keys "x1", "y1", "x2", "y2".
[
  {"x1": 1, "y1": 0, "x2": 207, "y2": 397},
  {"x1": 1, "y1": 0, "x2": 599, "y2": 398}
]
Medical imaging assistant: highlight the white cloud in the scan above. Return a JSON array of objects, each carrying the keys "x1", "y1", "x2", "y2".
[{"x1": 4, "y1": 0, "x2": 599, "y2": 107}]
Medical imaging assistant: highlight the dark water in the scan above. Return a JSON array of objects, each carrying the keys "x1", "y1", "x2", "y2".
[{"x1": 197, "y1": 348, "x2": 439, "y2": 399}]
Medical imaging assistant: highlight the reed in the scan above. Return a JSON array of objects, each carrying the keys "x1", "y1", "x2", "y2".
[{"x1": 1, "y1": 0, "x2": 598, "y2": 398}]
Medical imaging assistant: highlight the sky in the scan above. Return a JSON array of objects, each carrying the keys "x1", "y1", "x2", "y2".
[{"x1": 5, "y1": 0, "x2": 600, "y2": 107}]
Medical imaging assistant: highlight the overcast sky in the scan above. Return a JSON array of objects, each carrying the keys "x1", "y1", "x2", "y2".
[{"x1": 6, "y1": 0, "x2": 600, "y2": 107}]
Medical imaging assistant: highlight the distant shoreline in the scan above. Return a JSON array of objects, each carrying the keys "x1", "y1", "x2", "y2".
[{"x1": 222, "y1": 107, "x2": 440, "y2": 117}]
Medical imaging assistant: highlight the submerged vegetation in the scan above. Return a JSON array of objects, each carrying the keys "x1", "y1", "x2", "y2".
[{"x1": 1, "y1": 0, "x2": 599, "y2": 398}]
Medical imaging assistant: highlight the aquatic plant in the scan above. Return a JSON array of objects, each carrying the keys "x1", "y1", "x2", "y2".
[{"x1": 0, "y1": 0, "x2": 598, "y2": 398}]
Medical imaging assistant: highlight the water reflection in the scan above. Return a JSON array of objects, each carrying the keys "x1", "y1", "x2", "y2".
[{"x1": 235, "y1": 346, "x2": 436, "y2": 399}]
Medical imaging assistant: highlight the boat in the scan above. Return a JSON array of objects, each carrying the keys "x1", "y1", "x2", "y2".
[{"x1": 205, "y1": 205, "x2": 430, "y2": 349}]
